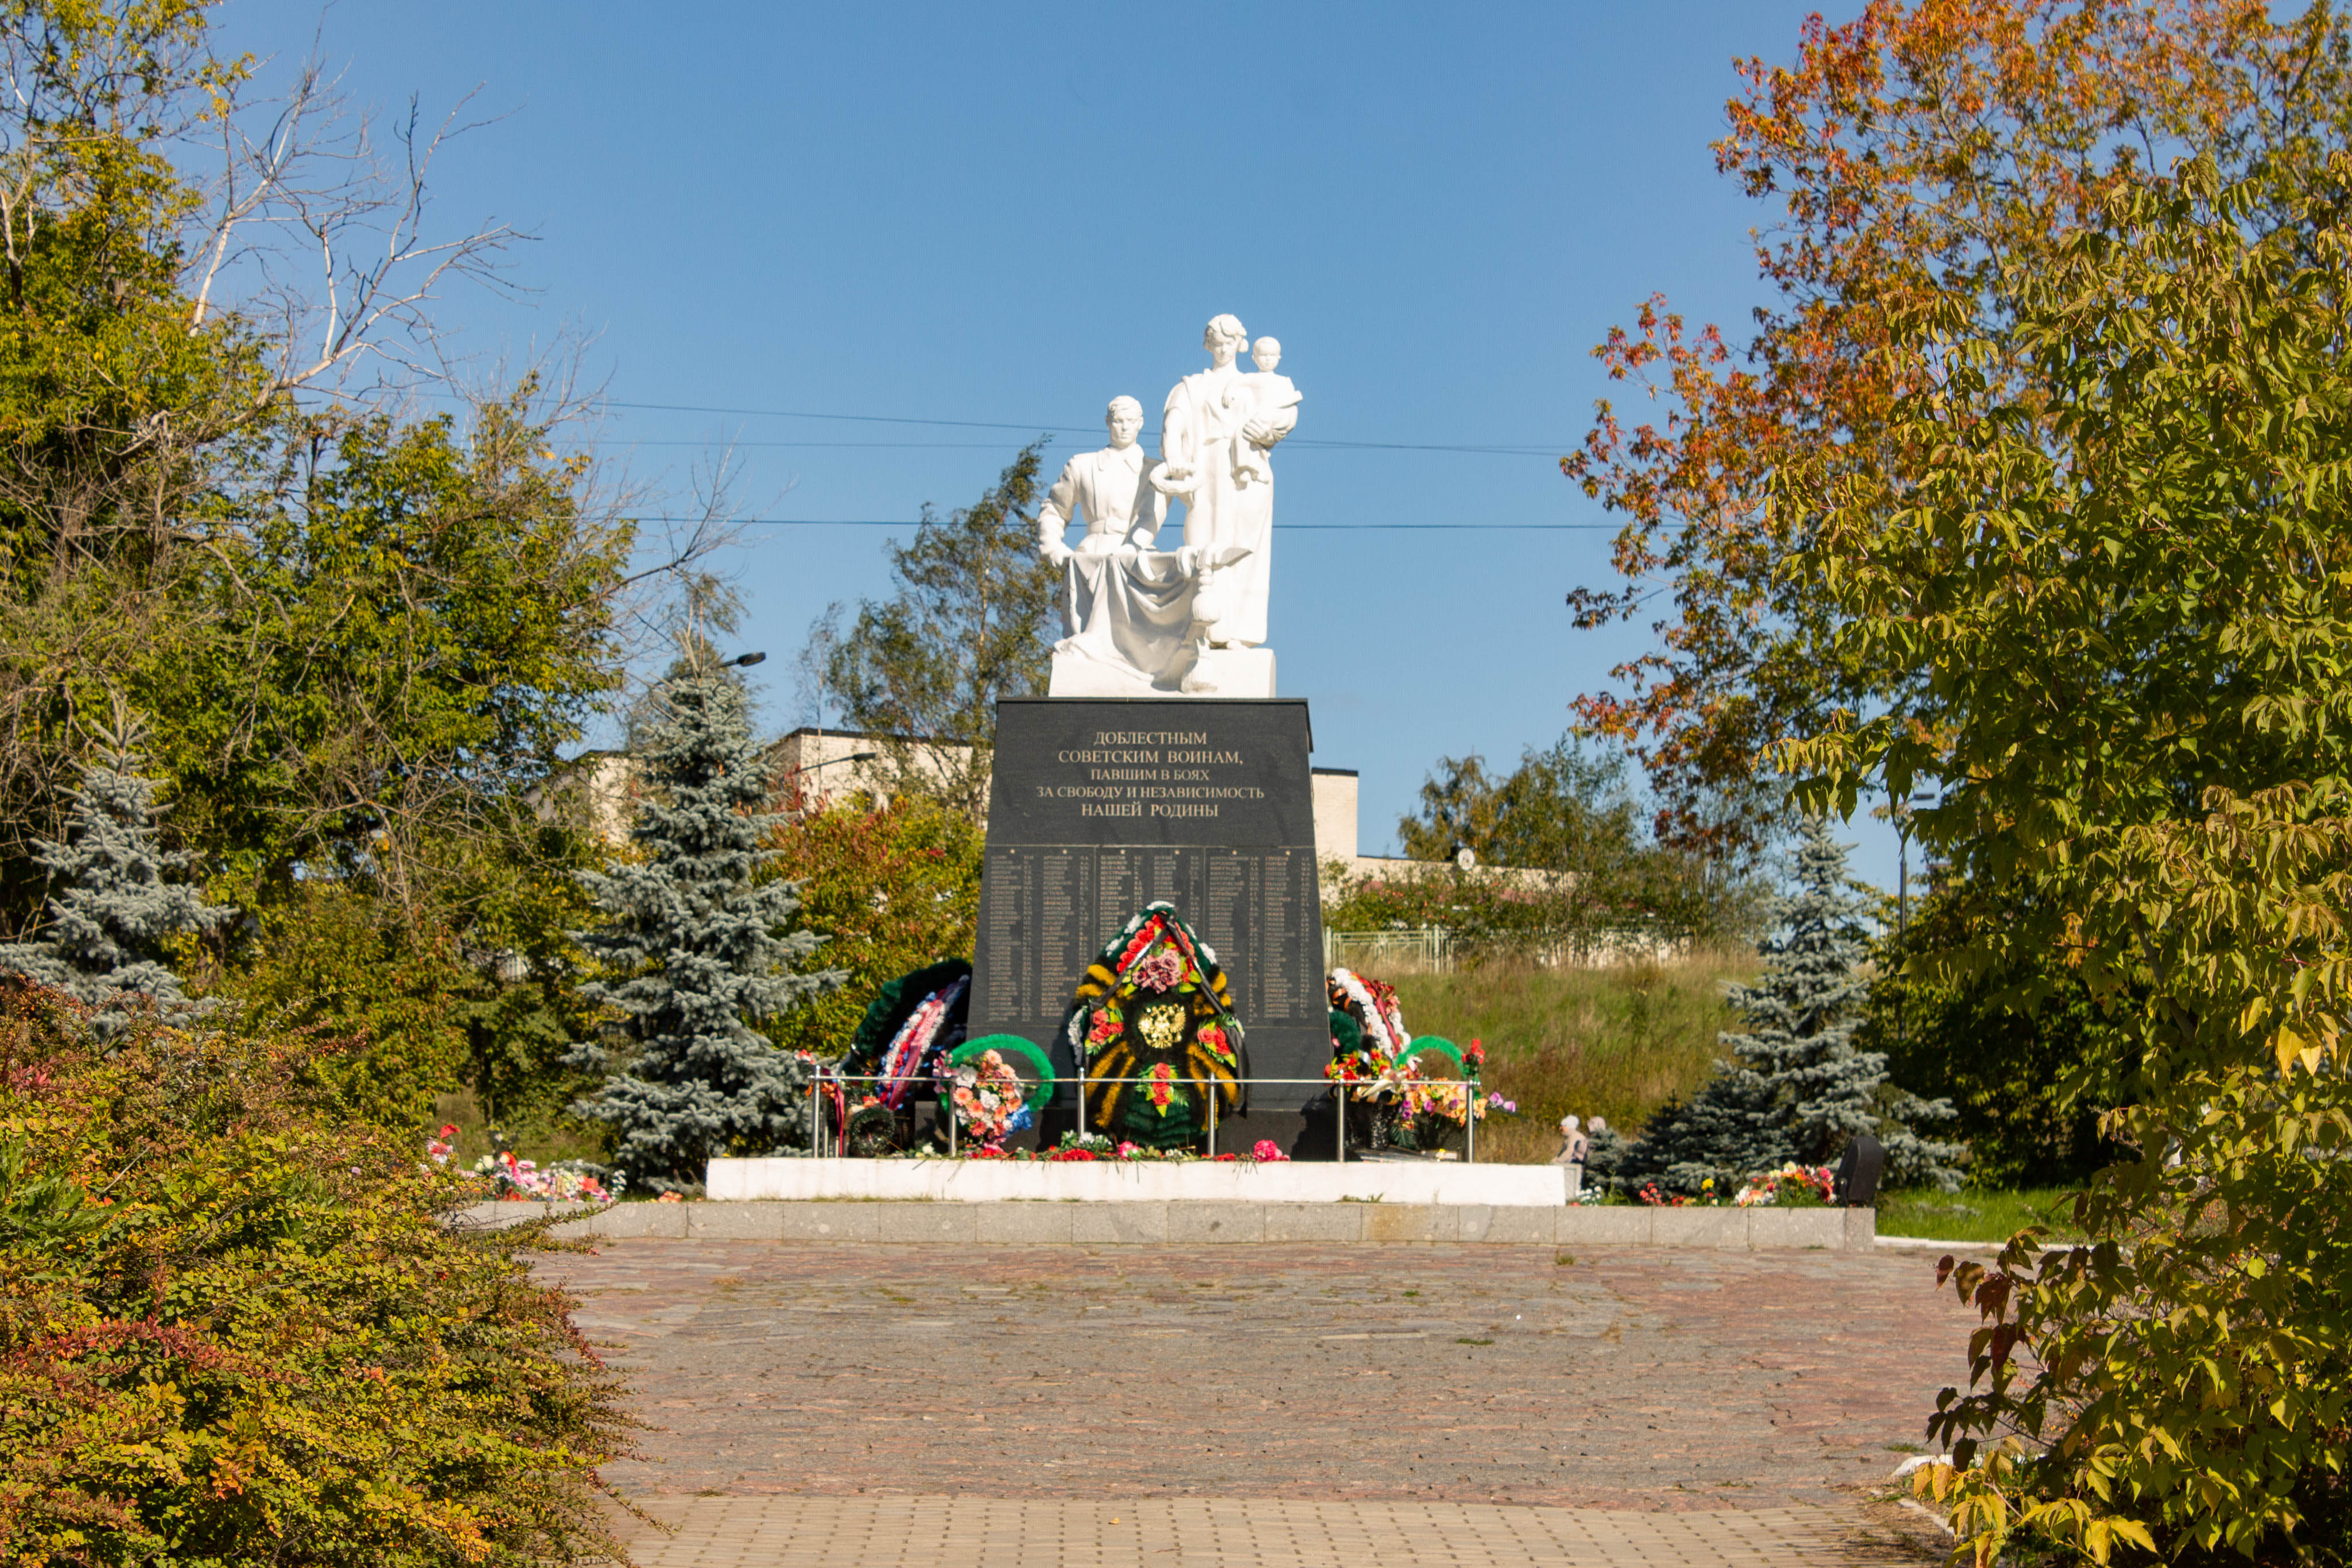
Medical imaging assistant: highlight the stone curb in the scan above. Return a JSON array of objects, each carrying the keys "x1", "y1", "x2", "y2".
[{"x1": 460, "y1": 1200, "x2": 1874, "y2": 1250}]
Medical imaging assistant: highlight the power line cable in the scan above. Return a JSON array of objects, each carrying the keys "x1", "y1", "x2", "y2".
[
  {"x1": 421, "y1": 388, "x2": 1569, "y2": 456},
  {"x1": 641, "y1": 516, "x2": 1613, "y2": 531},
  {"x1": 594, "y1": 399, "x2": 1569, "y2": 457},
  {"x1": 623, "y1": 439, "x2": 1049, "y2": 450},
  {"x1": 615, "y1": 436, "x2": 1565, "y2": 455}
]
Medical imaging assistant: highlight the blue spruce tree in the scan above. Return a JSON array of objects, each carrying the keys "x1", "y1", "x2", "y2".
[
  {"x1": 1612, "y1": 816, "x2": 1962, "y2": 1194},
  {"x1": 572, "y1": 656, "x2": 842, "y2": 1192},
  {"x1": 1605, "y1": 1059, "x2": 1793, "y2": 1198},
  {"x1": 0, "y1": 710, "x2": 231, "y2": 1037}
]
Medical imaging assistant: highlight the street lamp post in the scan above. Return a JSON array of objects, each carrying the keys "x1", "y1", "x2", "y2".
[
  {"x1": 1893, "y1": 790, "x2": 1936, "y2": 1049},
  {"x1": 1893, "y1": 791, "x2": 1938, "y2": 944},
  {"x1": 790, "y1": 748, "x2": 878, "y2": 812}
]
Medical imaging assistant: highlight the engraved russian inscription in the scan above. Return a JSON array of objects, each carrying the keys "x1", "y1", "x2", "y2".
[{"x1": 973, "y1": 700, "x2": 1326, "y2": 1109}]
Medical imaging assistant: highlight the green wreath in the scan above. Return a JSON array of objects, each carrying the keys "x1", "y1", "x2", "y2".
[
  {"x1": 946, "y1": 1035, "x2": 1057, "y2": 1106},
  {"x1": 1399, "y1": 1035, "x2": 1468, "y2": 1078}
]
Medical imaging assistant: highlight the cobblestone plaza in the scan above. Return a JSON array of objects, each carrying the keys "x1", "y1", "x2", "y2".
[{"x1": 549, "y1": 1239, "x2": 1971, "y2": 1565}]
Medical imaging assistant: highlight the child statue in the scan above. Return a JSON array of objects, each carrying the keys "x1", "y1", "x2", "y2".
[{"x1": 1227, "y1": 336, "x2": 1302, "y2": 490}]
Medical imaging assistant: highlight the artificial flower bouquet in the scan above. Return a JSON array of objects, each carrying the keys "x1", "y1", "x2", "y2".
[
  {"x1": 426, "y1": 1127, "x2": 619, "y2": 1202},
  {"x1": 1633, "y1": 1162, "x2": 1839, "y2": 1208},
  {"x1": 939, "y1": 1047, "x2": 1033, "y2": 1147},
  {"x1": 476, "y1": 1150, "x2": 616, "y2": 1203},
  {"x1": 1733, "y1": 1162, "x2": 1836, "y2": 1207},
  {"x1": 950, "y1": 1131, "x2": 1289, "y2": 1163},
  {"x1": 1635, "y1": 1179, "x2": 1711, "y2": 1207}
]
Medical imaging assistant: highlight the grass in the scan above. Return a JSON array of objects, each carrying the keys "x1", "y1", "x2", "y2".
[
  {"x1": 1391, "y1": 949, "x2": 1757, "y2": 1163},
  {"x1": 1877, "y1": 1185, "x2": 2085, "y2": 1243},
  {"x1": 1389, "y1": 954, "x2": 2096, "y2": 1241}
]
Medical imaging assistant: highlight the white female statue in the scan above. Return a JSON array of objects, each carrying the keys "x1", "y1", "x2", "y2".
[{"x1": 1156, "y1": 314, "x2": 1298, "y2": 649}]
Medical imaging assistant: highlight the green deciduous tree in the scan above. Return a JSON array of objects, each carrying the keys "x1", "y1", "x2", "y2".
[
  {"x1": 1351, "y1": 735, "x2": 1754, "y2": 958},
  {"x1": 1398, "y1": 738, "x2": 1647, "y2": 870},
  {"x1": 1565, "y1": 1, "x2": 2352, "y2": 857},
  {"x1": 165, "y1": 395, "x2": 632, "y2": 1129},
  {"x1": 0, "y1": 3, "x2": 645, "y2": 1132},
  {"x1": 0, "y1": 0, "x2": 529, "y2": 899},
  {"x1": 811, "y1": 444, "x2": 1055, "y2": 818},
  {"x1": 153, "y1": 398, "x2": 631, "y2": 919},
  {"x1": 1786, "y1": 152, "x2": 2352, "y2": 1566},
  {"x1": 1862, "y1": 876, "x2": 2132, "y2": 1189}
]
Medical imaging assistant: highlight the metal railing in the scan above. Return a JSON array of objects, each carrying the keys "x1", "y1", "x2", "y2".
[
  {"x1": 805, "y1": 1070, "x2": 1492, "y2": 1164},
  {"x1": 1324, "y1": 926, "x2": 1453, "y2": 973},
  {"x1": 1322, "y1": 923, "x2": 1694, "y2": 973}
]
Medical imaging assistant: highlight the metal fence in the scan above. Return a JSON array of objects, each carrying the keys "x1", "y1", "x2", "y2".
[
  {"x1": 806, "y1": 1071, "x2": 1491, "y2": 1164},
  {"x1": 1323, "y1": 926, "x2": 1454, "y2": 973},
  {"x1": 1321, "y1": 925, "x2": 1691, "y2": 974}
]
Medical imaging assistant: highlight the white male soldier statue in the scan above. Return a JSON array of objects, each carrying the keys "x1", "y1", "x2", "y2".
[
  {"x1": 1039, "y1": 395, "x2": 1248, "y2": 694},
  {"x1": 1036, "y1": 395, "x2": 1163, "y2": 565}
]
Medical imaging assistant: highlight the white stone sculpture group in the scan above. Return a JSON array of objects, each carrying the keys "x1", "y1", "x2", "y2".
[{"x1": 1039, "y1": 313, "x2": 1300, "y2": 698}]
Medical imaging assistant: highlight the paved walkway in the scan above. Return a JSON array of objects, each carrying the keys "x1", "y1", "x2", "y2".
[
  {"x1": 548, "y1": 1241, "x2": 1967, "y2": 1565},
  {"x1": 608, "y1": 1495, "x2": 1922, "y2": 1566}
]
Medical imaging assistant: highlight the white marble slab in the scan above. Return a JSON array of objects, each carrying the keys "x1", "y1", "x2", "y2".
[{"x1": 706, "y1": 1157, "x2": 1569, "y2": 1206}]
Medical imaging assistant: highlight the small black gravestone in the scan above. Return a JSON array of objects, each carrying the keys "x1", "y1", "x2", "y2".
[
  {"x1": 972, "y1": 697, "x2": 1328, "y2": 1147},
  {"x1": 1835, "y1": 1132, "x2": 1885, "y2": 1207}
]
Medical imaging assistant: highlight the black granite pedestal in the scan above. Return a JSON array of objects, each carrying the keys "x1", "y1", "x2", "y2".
[{"x1": 971, "y1": 697, "x2": 1330, "y2": 1154}]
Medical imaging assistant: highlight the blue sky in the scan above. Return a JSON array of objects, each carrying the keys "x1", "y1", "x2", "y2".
[{"x1": 217, "y1": 0, "x2": 1903, "y2": 889}]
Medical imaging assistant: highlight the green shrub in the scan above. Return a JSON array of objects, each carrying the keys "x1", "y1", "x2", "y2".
[
  {"x1": 215, "y1": 883, "x2": 607, "y2": 1144},
  {"x1": 1863, "y1": 878, "x2": 2130, "y2": 1189},
  {"x1": 214, "y1": 887, "x2": 476, "y2": 1131},
  {"x1": 0, "y1": 983, "x2": 639, "y2": 1567}
]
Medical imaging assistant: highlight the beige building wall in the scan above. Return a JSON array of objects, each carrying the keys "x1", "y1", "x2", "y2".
[
  {"x1": 561, "y1": 733, "x2": 1412, "y2": 903},
  {"x1": 542, "y1": 731, "x2": 904, "y2": 846},
  {"x1": 537, "y1": 750, "x2": 636, "y2": 845},
  {"x1": 770, "y1": 727, "x2": 897, "y2": 810},
  {"x1": 1310, "y1": 767, "x2": 1359, "y2": 864}
]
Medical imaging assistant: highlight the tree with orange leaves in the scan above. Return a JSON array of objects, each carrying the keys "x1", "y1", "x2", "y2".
[{"x1": 1565, "y1": 0, "x2": 2346, "y2": 855}]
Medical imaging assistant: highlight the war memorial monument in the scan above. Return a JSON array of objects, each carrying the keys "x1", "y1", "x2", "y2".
[
  {"x1": 743, "y1": 311, "x2": 1554, "y2": 1183},
  {"x1": 969, "y1": 313, "x2": 1330, "y2": 1152}
]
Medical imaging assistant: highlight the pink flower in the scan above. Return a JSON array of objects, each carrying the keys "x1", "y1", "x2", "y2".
[
  {"x1": 1252, "y1": 1140, "x2": 1288, "y2": 1162},
  {"x1": 1132, "y1": 949, "x2": 1186, "y2": 992}
]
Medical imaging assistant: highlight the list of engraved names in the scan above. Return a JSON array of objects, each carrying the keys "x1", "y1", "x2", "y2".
[
  {"x1": 976, "y1": 701, "x2": 1325, "y2": 1084},
  {"x1": 980, "y1": 844, "x2": 1317, "y2": 1029}
]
